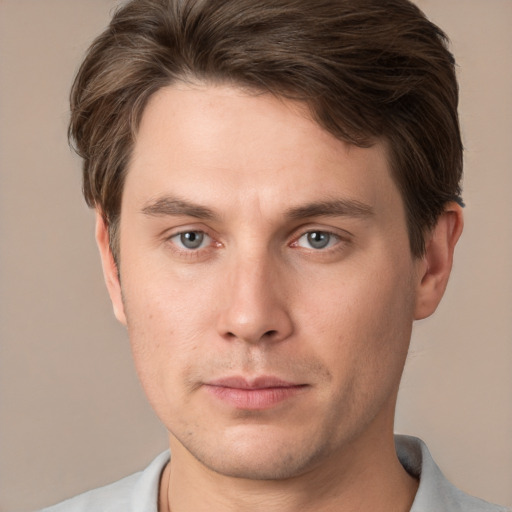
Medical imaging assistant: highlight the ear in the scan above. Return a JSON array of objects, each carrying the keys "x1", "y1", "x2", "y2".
[
  {"x1": 95, "y1": 210, "x2": 127, "y2": 325},
  {"x1": 414, "y1": 202, "x2": 464, "y2": 320}
]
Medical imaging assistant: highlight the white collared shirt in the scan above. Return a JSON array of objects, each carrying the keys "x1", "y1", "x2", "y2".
[{"x1": 39, "y1": 436, "x2": 510, "y2": 512}]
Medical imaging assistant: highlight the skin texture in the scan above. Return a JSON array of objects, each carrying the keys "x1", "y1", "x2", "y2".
[{"x1": 96, "y1": 84, "x2": 463, "y2": 512}]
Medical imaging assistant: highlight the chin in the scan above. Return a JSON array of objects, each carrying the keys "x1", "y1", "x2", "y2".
[
  {"x1": 179, "y1": 423, "x2": 330, "y2": 481},
  {"x1": 199, "y1": 449, "x2": 320, "y2": 481}
]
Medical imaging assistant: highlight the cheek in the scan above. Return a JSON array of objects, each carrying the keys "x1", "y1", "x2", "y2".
[
  {"x1": 301, "y1": 260, "x2": 416, "y2": 385},
  {"x1": 120, "y1": 270, "x2": 218, "y2": 409},
  {"x1": 123, "y1": 256, "x2": 219, "y2": 340}
]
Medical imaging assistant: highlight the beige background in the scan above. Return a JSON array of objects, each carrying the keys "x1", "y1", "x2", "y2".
[{"x1": 0, "y1": 1, "x2": 510, "y2": 511}]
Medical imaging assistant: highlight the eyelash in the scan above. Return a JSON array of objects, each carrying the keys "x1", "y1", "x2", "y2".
[
  {"x1": 165, "y1": 227, "x2": 349, "y2": 259},
  {"x1": 290, "y1": 230, "x2": 342, "y2": 251},
  {"x1": 166, "y1": 229, "x2": 220, "y2": 260},
  {"x1": 169, "y1": 231, "x2": 212, "y2": 250}
]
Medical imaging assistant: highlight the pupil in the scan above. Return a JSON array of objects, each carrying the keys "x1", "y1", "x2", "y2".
[
  {"x1": 308, "y1": 231, "x2": 329, "y2": 249},
  {"x1": 181, "y1": 232, "x2": 203, "y2": 249}
]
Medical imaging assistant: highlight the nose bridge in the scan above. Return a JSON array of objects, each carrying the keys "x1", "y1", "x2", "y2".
[{"x1": 216, "y1": 244, "x2": 293, "y2": 344}]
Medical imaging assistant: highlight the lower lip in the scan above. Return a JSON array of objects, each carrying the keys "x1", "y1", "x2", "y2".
[{"x1": 205, "y1": 385, "x2": 307, "y2": 410}]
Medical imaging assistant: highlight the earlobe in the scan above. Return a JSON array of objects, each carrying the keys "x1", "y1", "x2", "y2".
[
  {"x1": 95, "y1": 211, "x2": 127, "y2": 325},
  {"x1": 414, "y1": 202, "x2": 464, "y2": 320}
]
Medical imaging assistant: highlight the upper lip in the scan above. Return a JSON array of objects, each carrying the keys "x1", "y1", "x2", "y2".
[{"x1": 206, "y1": 376, "x2": 303, "y2": 389}]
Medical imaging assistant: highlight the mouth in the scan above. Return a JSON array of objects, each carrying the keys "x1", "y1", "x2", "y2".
[{"x1": 203, "y1": 376, "x2": 309, "y2": 410}]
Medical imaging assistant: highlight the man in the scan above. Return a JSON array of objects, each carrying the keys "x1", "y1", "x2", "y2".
[{"x1": 40, "y1": 0, "x2": 508, "y2": 511}]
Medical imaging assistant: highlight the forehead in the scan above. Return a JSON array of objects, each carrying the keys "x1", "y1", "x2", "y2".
[{"x1": 125, "y1": 83, "x2": 403, "y2": 223}]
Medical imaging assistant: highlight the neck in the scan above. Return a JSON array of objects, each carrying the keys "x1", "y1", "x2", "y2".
[{"x1": 159, "y1": 429, "x2": 418, "y2": 512}]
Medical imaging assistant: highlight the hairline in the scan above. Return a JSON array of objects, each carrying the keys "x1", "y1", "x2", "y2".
[{"x1": 106, "y1": 79, "x2": 430, "y2": 267}]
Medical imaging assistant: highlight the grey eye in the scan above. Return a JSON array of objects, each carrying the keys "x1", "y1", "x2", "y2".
[
  {"x1": 307, "y1": 231, "x2": 331, "y2": 249},
  {"x1": 173, "y1": 231, "x2": 208, "y2": 250},
  {"x1": 296, "y1": 231, "x2": 339, "y2": 250}
]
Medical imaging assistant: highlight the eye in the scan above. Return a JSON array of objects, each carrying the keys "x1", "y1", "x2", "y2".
[
  {"x1": 170, "y1": 231, "x2": 211, "y2": 250},
  {"x1": 295, "y1": 231, "x2": 340, "y2": 250}
]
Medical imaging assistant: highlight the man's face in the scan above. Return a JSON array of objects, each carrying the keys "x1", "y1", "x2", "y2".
[{"x1": 105, "y1": 84, "x2": 425, "y2": 479}]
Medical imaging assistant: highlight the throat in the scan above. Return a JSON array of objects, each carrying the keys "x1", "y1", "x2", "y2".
[{"x1": 157, "y1": 450, "x2": 418, "y2": 512}]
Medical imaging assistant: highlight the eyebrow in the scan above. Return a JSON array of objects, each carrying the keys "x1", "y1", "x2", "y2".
[
  {"x1": 141, "y1": 196, "x2": 217, "y2": 220},
  {"x1": 285, "y1": 198, "x2": 374, "y2": 220},
  {"x1": 141, "y1": 196, "x2": 374, "y2": 221}
]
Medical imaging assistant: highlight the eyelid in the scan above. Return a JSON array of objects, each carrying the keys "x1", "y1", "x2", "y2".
[
  {"x1": 169, "y1": 230, "x2": 211, "y2": 250},
  {"x1": 295, "y1": 231, "x2": 340, "y2": 249},
  {"x1": 290, "y1": 224, "x2": 351, "y2": 241},
  {"x1": 162, "y1": 223, "x2": 214, "y2": 241},
  {"x1": 288, "y1": 225, "x2": 352, "y2": 254},
  {"x1": 163, "y1": 225, "x2": 223, "y2": 257},
  {"x1": 161, "y1": 223, "x2": 351, "y2": 257}
]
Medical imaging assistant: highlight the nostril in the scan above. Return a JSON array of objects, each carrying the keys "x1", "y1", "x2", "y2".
[{"x1": 225, "y1": 329, "x2": 279, "y2": 342}]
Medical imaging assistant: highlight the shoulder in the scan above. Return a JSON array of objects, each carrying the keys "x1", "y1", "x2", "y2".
[
  {"x1": 395, "y1": 435, "x2": 510, "y2": 512},
  {"x1": 38, "y1": 473, "x2": 138, "y2": 512},
  {"x1": 36, "y1": 451, "x2": 170, "y2": 512}
]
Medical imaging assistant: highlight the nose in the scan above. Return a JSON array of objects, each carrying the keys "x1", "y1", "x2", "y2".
[{"x1": 216, "y1": 252, "x2": 294, "y2": 345}]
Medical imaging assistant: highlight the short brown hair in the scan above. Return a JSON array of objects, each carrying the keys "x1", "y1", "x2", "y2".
[{"x1": 69, "y1": 0, "x2": 463, "y2": 260}]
